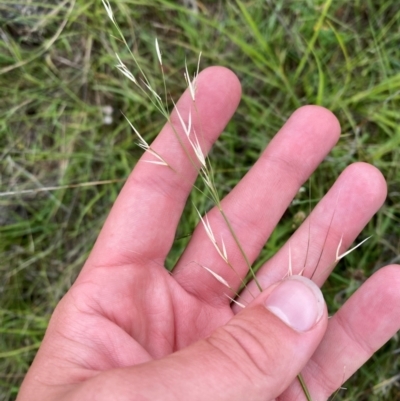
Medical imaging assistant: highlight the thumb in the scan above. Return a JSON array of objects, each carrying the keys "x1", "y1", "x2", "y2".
[{"x1": 79, "y1": 276, "x2": 327, "y2": 401}]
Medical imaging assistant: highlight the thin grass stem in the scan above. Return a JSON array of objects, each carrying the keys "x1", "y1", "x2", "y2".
[{"x1": 298, "y1": 373, "x2": 313, "y2": 401}]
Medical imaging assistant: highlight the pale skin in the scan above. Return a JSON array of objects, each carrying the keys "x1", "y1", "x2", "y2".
[{"x1": 17, "y1": 67, "x2": 400, "y2": 401}]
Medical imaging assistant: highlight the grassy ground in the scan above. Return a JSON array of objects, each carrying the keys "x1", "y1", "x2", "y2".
[{"x1": 1, "y1": 0, "x2": 400, "y2": 399}]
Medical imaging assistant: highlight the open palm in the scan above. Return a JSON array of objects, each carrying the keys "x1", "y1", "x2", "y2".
[{"x1": 17, "y1": 67, "x2": 400, "y2": 401}]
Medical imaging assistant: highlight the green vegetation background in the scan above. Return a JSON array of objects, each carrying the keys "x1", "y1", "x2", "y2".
[{"x1": 1, "y1": 0, "x2": 399, "y2": 399}]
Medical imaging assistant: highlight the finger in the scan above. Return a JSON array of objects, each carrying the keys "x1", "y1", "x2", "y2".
[
  {"x1": 238, "y1": 162, "x2": 387, "y2": 307},
  {"x1": 86, "y1": 67, "x2": 241, "y2": 268},
  {"x1": 280, "y1": 265, "x2": 400, "y2": 401},
  {"x1": 69, "y1": 277, "x2": 328, "y2": 401},
  {"x1": 174, "y1": 106, "x2": 340, "y2": 302}
]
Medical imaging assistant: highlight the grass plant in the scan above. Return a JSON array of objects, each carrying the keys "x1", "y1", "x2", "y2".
[{"x1": 1, "y1": 1, "x2": 400, "y2": 400}]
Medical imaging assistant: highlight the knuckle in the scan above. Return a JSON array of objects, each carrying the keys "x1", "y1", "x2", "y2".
[{"x1": 206, "y1": 313, "x2": 278, "y2": 382}]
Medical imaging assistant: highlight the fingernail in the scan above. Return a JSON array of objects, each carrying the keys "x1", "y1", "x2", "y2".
[{"x1": 264, "y1": 276, "x2": 324, "y2": 332}]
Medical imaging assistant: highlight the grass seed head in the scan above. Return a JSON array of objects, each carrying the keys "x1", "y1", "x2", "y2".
[
  {"x1": 102, "y1": 0, "x2": 115, "y2": 23},
  {"x1": 115, "y1": 53, "x2": 137, "y2": 84},
  {"x1": 202, "y1": 265, "x2": 231, "y2": 289},
  {"x1": 155, "y1": 38, "x2": 162, "y2": 66}
]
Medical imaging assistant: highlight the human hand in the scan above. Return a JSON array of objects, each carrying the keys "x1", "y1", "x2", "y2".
[{"x1": 17, "y1": 67, "x2": 400, "y2": 401}]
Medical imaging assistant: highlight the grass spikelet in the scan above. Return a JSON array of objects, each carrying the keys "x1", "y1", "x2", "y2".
[
  {"x1": 202, "y1": 266, "x2": 231, "y2": 289},
  {"x1": 115, "y1": 53, "x2": 137, "y2": 84},
  {"x1": 184, "y1": 54, "x2": 201, "y2": 102},
  {"x1": 195, "y1": 207, "x2": 228, "y2": 264},
  {"x1": 224, "y1": 294, "x2": 246, "y2": 309},
  {"x1": 122, "y1": 114, "x2": 170, "y2": 167},
  {"x1": 335, "y1": 236, "x2": 372, "y2": 262},
  {"x1": 102, "y1": 0, "x2": 115, "y2": 23},
  {"x1": 155, "y1": 38, "x2": 162, "y2": 66}
]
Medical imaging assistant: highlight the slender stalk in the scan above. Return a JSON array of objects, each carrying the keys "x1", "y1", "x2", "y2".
[{"x1": 298, "y1": 373, "x2": 313, "y2": 401}]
